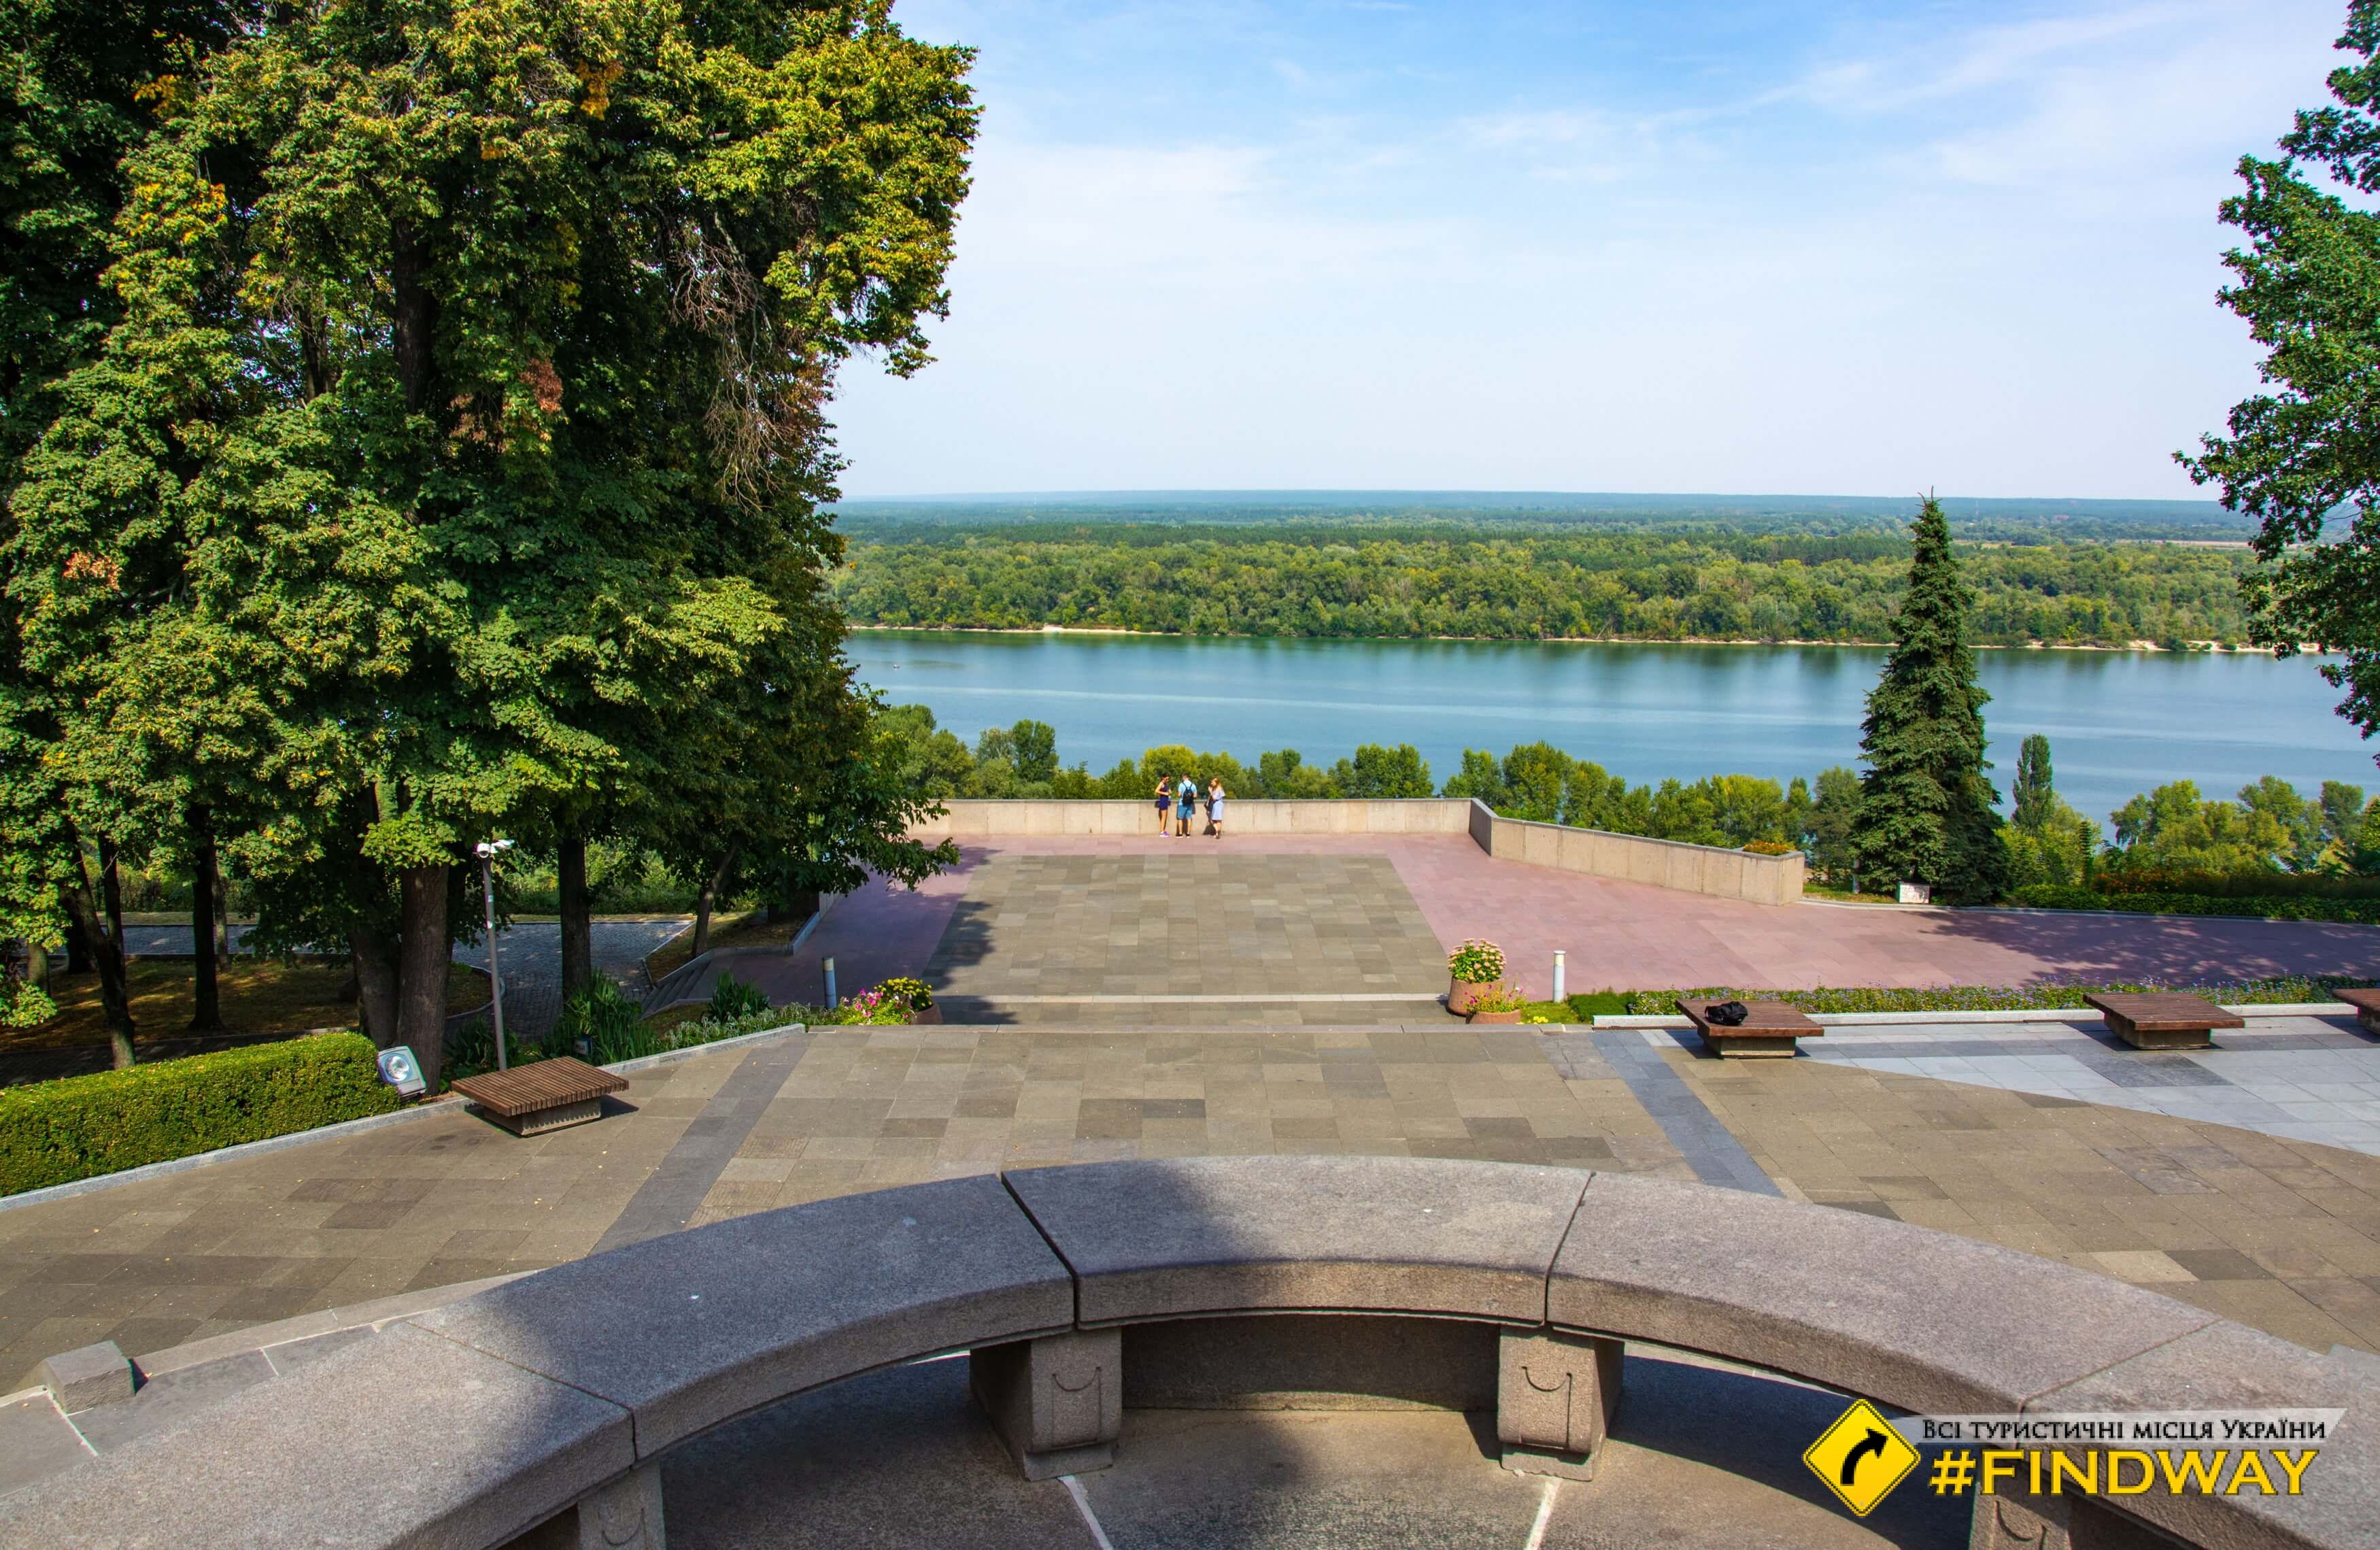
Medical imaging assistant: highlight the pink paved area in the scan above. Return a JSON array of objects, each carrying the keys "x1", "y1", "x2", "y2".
[{"x1": 693, "y1": 835, "x2": 2380, "y2": 1004}]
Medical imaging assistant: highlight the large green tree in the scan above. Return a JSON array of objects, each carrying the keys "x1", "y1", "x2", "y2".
[
  {"x1": 1852, "y1": 496, "x2": 2009, "y2": 903},
  {"x1": 2181, "y1": 1, "x2": 2380, "y2": 750},
  {"x1": 1, "y1": 0, "x2": 250, "y2": 1060},
  {"x1": 8, "y1": 0, "x2": 975, "y2": 1085}
]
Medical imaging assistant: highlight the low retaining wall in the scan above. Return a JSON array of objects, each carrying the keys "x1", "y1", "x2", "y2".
[
  {"x1": 9, "y1": 1158, "x2": 2372, "y2": 1549},
  {"x1": 912, "y1": 798, "x2": 1805, "y2": 907}
]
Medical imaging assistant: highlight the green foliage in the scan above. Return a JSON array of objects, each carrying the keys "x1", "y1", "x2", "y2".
[
  {"x1": 1853, "y1": 497, "x2": 2009, "y2": 904},
  {"x1": 2105, "y1": 779, "x2": 2322, "y2": 874},
  {"x1": 4, "y1": 0, "x2": 979, "y2": 1086},
  {"x1": 832, "y1": 528, "x2": 2255, "y2": 645},
  {"x1": 2008, "y1": 885, "x2": 2380, "y2": 924},
  {"x1": 1564, "y1": 991, "x2": 1631, "y2": 1020},
  {"x1": 0, "y1": 1032, "x2": 397, "y2": 1194},
  {"x1": 554, "y1": 980, "x2": 645, "y2": 1064},
  {"x1": 1448, "y1": 939, "x2": 1506, "y2": 983},
  {"x1": 1330, "y1": 743, "x2": 1433, "y2": 798},
  {"x1": 2182, "y1": 1, "x2": 2380, "y2": 745},
  {"x1": 707, "y1": 973, "x2": 769, "y2": 1022},
  {"x1": 1619, "y1": 978, "x2": 2357, "y2": 1017},
  {"x1": 0, "y1": 975, "x2": 58, "y2": 1028}
]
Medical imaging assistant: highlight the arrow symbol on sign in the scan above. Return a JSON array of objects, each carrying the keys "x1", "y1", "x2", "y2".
[{"x1": 1839, "y1": 1429, "x2": 1889, "y2": 1485}]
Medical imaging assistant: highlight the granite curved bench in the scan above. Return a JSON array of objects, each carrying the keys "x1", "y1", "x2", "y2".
[{"x1": 5, "y1": 1157, "x2": 2375, "y2": 1550}]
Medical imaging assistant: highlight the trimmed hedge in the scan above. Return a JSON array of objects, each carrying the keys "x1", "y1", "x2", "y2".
[
  {"x1": 1619, "y1": 977, "x2": 2361, "y2": 1017},
  {"x1": 0, "y1": 1032, "x2": 399, "y2": 1196},
  {"x1": 2007, "y1": 885, "x2": 2380, "y2": 924}
]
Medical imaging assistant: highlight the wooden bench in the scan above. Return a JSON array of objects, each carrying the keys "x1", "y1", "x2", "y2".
[
  {"x1": 2082, "y1": 992, "x2": 2245, "y2": 1051},
  {"x1": 2330, "y1": 986, "x2": 2380, "y2": 1035},
  {"x1": 449, "y1": 1056, "x2": 628, "y2": 1135},
  {"x1": 1675, "y1": 998, "x2": 1821, "y2": 1058}
]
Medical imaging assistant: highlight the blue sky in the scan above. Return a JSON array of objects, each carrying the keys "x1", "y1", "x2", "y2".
[{"x1": 827, "y1": 1, "x2": 2351, "y2": 500}]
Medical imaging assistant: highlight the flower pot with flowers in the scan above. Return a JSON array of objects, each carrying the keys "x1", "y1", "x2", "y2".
[
  {"x1": 880, "y1": 977, "x2": 940, "y2": 1024},
  {"x1": 1463, "y1": 982, "x2": 1531, "y2": 1025},
  {"x1": 1446, "y1": 939, "x2": 1507, "y2": 1015}
]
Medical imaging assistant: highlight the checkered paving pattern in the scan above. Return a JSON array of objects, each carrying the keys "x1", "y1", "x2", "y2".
[{"x1": 924, "y1": 853, "x2": 1448, "y2": 1003}]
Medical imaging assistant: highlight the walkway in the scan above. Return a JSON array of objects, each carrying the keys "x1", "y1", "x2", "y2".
[
  {"x1": 6, "y1": 1014, "x2": 2380, "y2": 1386},
  {"x1": 124, "y1": 919, "x2": 690, "y2": 1047},
  {"x1": 671, "y1": 835, "x2": 2380, "y2": 1012}
]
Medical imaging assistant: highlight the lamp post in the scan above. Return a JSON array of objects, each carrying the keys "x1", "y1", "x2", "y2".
[{"x1": 475, "y1": 839, "x2": 516, "y2": 1069}]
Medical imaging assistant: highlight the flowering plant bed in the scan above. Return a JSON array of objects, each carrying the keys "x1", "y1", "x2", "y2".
[{"x1": 1447, "y1": 940, "x2": 1506, "y2": 983}]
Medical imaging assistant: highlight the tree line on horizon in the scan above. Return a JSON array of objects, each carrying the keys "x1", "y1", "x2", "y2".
[{"x1": 832, "y1": 528, "x2": 2254, "y2": 647}]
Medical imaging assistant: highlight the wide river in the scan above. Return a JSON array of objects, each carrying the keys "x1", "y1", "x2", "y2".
[{"x1": 846, "y1": 630, "x2": 2378, "y2": 826}]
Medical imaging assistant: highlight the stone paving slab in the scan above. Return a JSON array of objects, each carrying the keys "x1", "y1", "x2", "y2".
[
  {"x1": 10, "y1": 1015, "x2": 2380, "y2": 1390},
  {"x1": 1807, "y1": 1014, "x2": 2380, "y2": 1155}
]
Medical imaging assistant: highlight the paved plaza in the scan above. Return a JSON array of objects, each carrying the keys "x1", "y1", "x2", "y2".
[
  {"x1": 11, "y1": 833, "x2": 2380, "y2": 1398},
  {"x1": 702, "y1": 835, "x2": 2380, "y2": 1019}
]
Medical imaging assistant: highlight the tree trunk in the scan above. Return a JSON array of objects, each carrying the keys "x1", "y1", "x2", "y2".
[
  {"x1": 557, "y1": 830, "x2": 592, "y2": 1000},
  {"x1": 691, "y1": 843, "x2": 738, "y2": 958},
  {"x1": 99, "y1": 836, "x2": 126, "y2": 960},
  {"x1": 23, "y1": 938, "x2": 48, "y2": 992},
  {"x1": 190, "y1": 809, "x2": 223, "y2": 1032},
  {"x1": 65, "y1": 915, "x2": 91, "y2": 975},
  {"x1": 396, "y1": 863, "x2": 450, "y2": 1090},
  {"x1": 58, "y1": 839, "x2": 133, "y2": 1067},
  {"x1": 350, "y1": 926, "x2": 400, "y2": 1049}
]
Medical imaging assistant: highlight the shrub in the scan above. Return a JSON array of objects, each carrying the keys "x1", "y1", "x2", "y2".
[
  {"x1": 554, "y1": 980, "x2": 648, "y2": 1066},
  {"x1": 0, "y1": 1033, "x2": 399, "y2": 1195},
  {"x1": 1448, "y1": 939, "x2": 1506, "y2": 984},
  {"x1": 1741, "y1": 839, "x2": 1795, "y2": 856},
  {"x1": 2007, "y1": 885, "x2": 2380, "y2": 924},
  {"x1": 1, "y1": 976, "x2": 58, "y2": 1029},
  {"x1": 707, "y1": 974, "x2": 770, "y2": 1022}
]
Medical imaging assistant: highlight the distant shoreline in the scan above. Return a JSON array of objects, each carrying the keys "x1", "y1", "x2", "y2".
[{"x1": 845, "y1": 623, "x2": 2321, "y2": 655}]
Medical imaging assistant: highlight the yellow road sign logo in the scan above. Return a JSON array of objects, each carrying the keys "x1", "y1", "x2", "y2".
[{"x1": 1805, "y1": 1399, "x2": 1921, "y2": 1516}]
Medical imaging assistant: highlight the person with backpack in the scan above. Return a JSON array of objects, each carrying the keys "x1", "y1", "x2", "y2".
[{"x1": 1176, "y1": 774, "x2": 1197, "y2": 837}]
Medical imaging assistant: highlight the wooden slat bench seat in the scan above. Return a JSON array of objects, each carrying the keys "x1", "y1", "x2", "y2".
[
  {"x1": 2081, "y1": 992, "x2": 2245, "y2": 1051},
  {"x1": 449, "y1": 1056, "x2": 628, "y2": 1135},
  {"x1": 1674, "y1": 998, "x2": 1821, "y2": 1058},
  {"x1": 2330, "y1": 986, "x2": 2380, "y2": 1036}
]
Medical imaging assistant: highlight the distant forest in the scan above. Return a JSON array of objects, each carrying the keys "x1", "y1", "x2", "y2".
[
  {"x1": 830, "y1": 526, "x2": 2257, "y2": 647},
  {"x1": 831, "y1": 490, "x2": 2260, "y2": 543}
]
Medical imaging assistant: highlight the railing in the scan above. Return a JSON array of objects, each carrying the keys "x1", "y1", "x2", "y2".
[{"x1": 8, "y1": 1158, "x2": 2368, "y2": 1549}]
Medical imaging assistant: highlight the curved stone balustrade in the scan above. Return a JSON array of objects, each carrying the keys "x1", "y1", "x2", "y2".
[{"x1": 3, "y1": 1158, "x2": 2374, "y2": 1549}]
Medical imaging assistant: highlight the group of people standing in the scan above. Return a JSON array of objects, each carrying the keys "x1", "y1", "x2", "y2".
[{"x1": 1155, "y1": 774, "x2": 1227, "y2": 837}]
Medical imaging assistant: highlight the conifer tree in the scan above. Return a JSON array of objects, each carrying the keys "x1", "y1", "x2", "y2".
[{"x1": 1853, "y1": 496, "x2": 2010, "y2": 903}]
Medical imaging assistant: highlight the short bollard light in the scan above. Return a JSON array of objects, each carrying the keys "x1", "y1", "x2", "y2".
[
  {"x1": 376, "y1": 1045, "x2": 426, "y2": 1098},
  {"x1": 1552, "y1": 949, "x2": 1566, "y2": 1003},
  {"x1": 824, "y1": 956, "x2": 839, "y2": 1009}
]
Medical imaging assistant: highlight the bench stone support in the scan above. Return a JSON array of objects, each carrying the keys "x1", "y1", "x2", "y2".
[
  {"x1": 40, "y1": 1341, "x2": 133, "y2": 1413},
  {"x1": 1971, "y1": 1492, "x2": 2166, "y2": 1550},
  {"x1": 971, "y1": 1328, "x2": 1123, "y2": 1481},
  {"x1": 503, "y1": 1463, "x2": 664, "y2": 1550},
  {"x1": 1497, "y1": 1328, "x2": 1623, "y2": 1480}
]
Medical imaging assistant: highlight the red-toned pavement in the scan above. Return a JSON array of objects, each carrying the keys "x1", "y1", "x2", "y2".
[{"x1": 693, "y1": 835, "x2": 2380, "y2": 1004}]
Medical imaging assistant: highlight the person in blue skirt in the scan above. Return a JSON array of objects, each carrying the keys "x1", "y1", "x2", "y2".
[{"x1": 1206, "y1": 777, "x2": 1225, "y2": 838}]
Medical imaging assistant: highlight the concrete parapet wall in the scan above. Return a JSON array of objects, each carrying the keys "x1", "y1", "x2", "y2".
[
  {"x1": 9, "y1": 1157, "x2": 2372, "y2": 1549},
  {"x1": 913, "y1": 798, "x2": 1803, "y2": 906}
]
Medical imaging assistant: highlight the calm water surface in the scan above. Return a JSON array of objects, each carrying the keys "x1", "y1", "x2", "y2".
[{"x1": 846, "y1": 630, "x2": 2379, "y2": 826}]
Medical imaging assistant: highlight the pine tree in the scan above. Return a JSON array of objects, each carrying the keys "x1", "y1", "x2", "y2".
[{"x1": 1854, "y1": 496, "x2": 2010, "y2": 903}]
